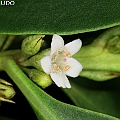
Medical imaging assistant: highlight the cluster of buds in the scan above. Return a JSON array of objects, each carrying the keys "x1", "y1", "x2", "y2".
[{"x1": 21, "y1": 34, "x2": 83, "y2": 88}]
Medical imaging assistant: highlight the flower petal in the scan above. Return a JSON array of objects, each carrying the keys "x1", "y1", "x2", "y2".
[
  {"x1": 50, "y1": 72, "x2": 71, "y2": 88},
  {"x1": 40, "y1": 56, "x2": 51, "y2": 74},
  {"x1": 65, "y1": 58, "x2": 83, "y2": 77},
  {"x1": 51, "y1": 34, "x2": 64, "y2": 56},
  {"x1": 65, "y1": 39, "x2": 82, "y2": 56}
]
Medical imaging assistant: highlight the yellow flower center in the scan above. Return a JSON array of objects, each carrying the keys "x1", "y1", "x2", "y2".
[{"x1": 52, "y1": 50, "x2": 71, "y2": 72}]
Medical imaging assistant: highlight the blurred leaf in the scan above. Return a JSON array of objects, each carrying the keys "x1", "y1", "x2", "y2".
[
  {"x1": 0, "y1": 0, "x2": 120, "y2": 34},
  {"x1": 0, "y1": 57, "x2": 119, "y2": 120},
  {"x1": 0, "y1": 116, "x2": 16, "y2": 120},
  {"x1": 63, "y1": 77, "x2": 120, "y2": 118}
]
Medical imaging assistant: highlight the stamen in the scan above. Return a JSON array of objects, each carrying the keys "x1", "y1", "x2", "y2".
[
  {"x1": 62, "y1": 52, "x2": 71, "y2": 57},
  {"x1": 54, "y1": 54, "x2": 59, "y2": 59},
  {"x1": 53, "y1": 64, "x2": 59, "y2": 70},
  {"x1": 62, "y1": 65, "x2": 70, "y2": 71}
]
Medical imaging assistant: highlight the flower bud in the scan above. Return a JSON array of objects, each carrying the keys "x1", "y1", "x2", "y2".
[
  {"x1": 0, "y1": 79, "x2": 15, "y2": 103},
  {"x1": 21, "y1": 35, "x2": 45, "y2": 59},
  {"x1": 24, "y1": 68, "x2": 52, "y2": 88}
]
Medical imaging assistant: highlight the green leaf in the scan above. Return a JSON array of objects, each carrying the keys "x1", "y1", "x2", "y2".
[
  {"x1": 63, "y1": 77, "x2": 120, "y2": 118},
  {"x1": 0, "y1": 57, "x2": 119, "y2": 120},
  {"x1": 0, "y1": 0, "x2": 120, "y2": 34}
]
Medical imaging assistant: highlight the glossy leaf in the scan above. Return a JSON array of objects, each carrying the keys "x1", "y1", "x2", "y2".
[
  {"x1": 0, "y1": 57, "x2": 119, "y2": 120},
  {"x1": 0, "y1": 0, "x2": 120, "y2": 34},
  {"x1": 63, "y1": 77, "x2": 120, "y2": 118}
]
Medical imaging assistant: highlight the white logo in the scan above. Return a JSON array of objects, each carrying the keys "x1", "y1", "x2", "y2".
[{"x1": 1, "y1": 1, "x2": 15, "y2": 5}]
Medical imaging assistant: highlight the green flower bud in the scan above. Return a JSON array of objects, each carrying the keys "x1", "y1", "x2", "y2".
[
  {"x1": 21, "y1": 35, "x2": 45, "y2": 60},
  {"x1": 0, "y1": 79, "x2": 15, "y2": 103},
  {"x1": 23, "y1": 68, "x2": 52, "y2": 88}
]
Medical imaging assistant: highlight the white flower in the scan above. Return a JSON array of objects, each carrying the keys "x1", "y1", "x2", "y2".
[{"x1": 40, "y1": 34, "x2": 83, "y2": 88}]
